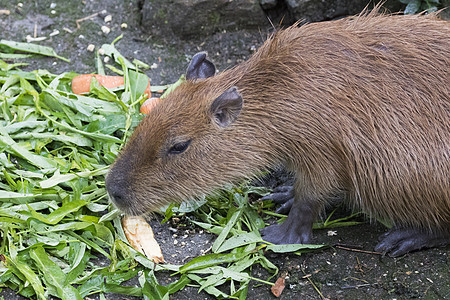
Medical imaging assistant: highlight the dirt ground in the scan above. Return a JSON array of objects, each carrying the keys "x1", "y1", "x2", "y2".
[{"x1": 0, "y1": 1, "x2": 449, "y2": 299}]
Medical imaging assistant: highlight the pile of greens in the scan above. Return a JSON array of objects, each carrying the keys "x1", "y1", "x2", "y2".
[{"x1": 0, "y1": 39, "x2": 355, "y2": 299}]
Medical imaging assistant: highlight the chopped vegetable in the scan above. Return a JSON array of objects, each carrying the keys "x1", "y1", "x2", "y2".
[
  {"x1": 140, "y1": 97, "x2": 162, "y2": 114},
  {"x1": 0, "y1": 39, "x2": 70, "y2": 62},
  {"x1": 122, "y1": 216, "x2": 164, "y2": 263},
  {"x1": 71, "y1": 74, "x2": 151, "y2": 98}
]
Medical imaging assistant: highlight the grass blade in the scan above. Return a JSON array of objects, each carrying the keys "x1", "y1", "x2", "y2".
[{"x1": 0, "y1": 40, "x2": 70, "y2": 62}]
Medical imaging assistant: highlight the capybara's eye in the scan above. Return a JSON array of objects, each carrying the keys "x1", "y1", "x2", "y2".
[{"x1": 168, "y1": 140, "x2": 191, "y2": 155}]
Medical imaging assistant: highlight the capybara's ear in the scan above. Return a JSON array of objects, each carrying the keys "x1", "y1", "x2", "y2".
[
  {"x1": 209, "y1": 86, "x2": 243, "y2": 128},
  {"x1": 186, "y1": 52, "x2": 216, "y2": 80}
]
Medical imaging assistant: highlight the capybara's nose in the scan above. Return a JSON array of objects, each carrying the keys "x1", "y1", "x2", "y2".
[{"x1": 105, "y1": 172, "x2": 128, "y2": 209}]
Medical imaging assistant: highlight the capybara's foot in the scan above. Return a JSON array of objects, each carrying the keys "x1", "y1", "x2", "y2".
[
  {"x1": 375, "y1": 227, "x2": 450, "y2": 257},
  {"x1": 261, "y1": 195, "x2": 317, "y2": 244},
  {"x1": 261, "y1": 221, "x2": 311, "y2": 244}
]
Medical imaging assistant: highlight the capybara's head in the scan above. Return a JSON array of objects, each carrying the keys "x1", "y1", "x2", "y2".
[{"x1": 106, "y1": 53, "x2": 264, "y2": 215}]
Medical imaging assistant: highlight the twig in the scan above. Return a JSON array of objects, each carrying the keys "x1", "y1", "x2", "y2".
[
  {"x1": 301, "y1": 266, "x2": 326, "y2": 299},
  {"x1": 341, "y1": 283, "x2": 375, "y2": 289},
  {"x1": 76, "y1": 12, "x2": 100, "y2": 29},
  {"x1": 335, "y1": 245, "x2": 382, "y2": 255}
]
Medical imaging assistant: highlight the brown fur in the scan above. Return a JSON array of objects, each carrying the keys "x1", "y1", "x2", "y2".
[{"x1": 108, "y1": 11, "x2": 449, "y2": 235}]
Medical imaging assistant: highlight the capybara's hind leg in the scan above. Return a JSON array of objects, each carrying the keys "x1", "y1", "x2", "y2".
[{"x1": 375, "y1": 227, "x2": 450, "y2": 257}]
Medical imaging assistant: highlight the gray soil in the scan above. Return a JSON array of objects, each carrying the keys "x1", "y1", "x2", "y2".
[{"x1": 1, "y1": 1, "x2": 449, "y2": 299}]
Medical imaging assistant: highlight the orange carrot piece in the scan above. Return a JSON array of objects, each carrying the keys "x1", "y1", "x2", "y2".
[
  {"x1": 71, "y1": 74, "x2": 151, "y2": 98},
  {"x1": 140, "y1": 97, "x2": 162, "y2": 114}
]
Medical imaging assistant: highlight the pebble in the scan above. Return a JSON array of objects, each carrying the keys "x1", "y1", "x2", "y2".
[
  {"x1": 87, "y1": 44, "x2": 95, "y2": 52},
  {"x1": 101, "y1": 26, "x2": 110, "y2": 34},
  {"x1": 104, "y1": 15, "x2": 112, "y2": 23}
]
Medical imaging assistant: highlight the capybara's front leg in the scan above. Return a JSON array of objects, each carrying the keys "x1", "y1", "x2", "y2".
[{"x1": 260, "y1": 195, "x2": 320, "y2": 244}]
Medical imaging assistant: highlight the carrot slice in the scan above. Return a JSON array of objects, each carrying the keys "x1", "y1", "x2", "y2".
[
  {"x1": 71, "y1": 74, "x2": 151, "y2": 97},
  {"x1": 140, "y1": 97, "x2": 162, "y2": 114}
]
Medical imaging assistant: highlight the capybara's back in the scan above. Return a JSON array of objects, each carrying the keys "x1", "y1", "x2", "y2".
[{"x1": 106, "y1": 10, "x2": 450, "y2": 256}]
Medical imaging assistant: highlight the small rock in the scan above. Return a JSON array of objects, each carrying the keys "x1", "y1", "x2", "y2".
[
  {"x1": 87, "y1": 44, "x2": 95, "y2": 52},
  {"x1": 101, "y1": 26, "x2": 110, "y2": 34},
  {"x1": 104, "y1": 15, "x2": 112, "y2": 23}
]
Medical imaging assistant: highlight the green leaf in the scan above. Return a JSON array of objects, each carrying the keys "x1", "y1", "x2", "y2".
[
  {"x1": 100, "y1": 43, "x2": 135, "y2": 70},
  {"x1": 0, "y1": 191, "x2": 37, "y2": 202},
  {"x1": 28, "y1": 200, "x2": 88, "y2": 225},
  {"x1": 160, "y1": 75, "x2": 185, "y2": 99},
  {"x1": 166, "y1": 274, "x2": 191, "y2": 294},
  {"x1": 0, "y1": 127, "x2": 57, "y2": 169},
  {"x1": 212, "y1": 204, "x2": 246, "y2": 253},
  {"x1": 215, "y1": 230, "x2": 262, "y2": 253},
  {"x1": 179, "y1": 252, "x2": 247, "y2": 273},
  {"x1": 30, "y1": 246, "x2": 83, "y2": 300},
  {"x1": 265, "y1": 243, "x2": 326, "y2": 253},
  {"x1": 404, "y1": 0, "x2": 421, "y2": 14},
  {"x1": 0, "y1": 40, "x2": 70, "y2": 62},
  {"x1": 142, "y1": 270, "x2": 169, "y2": 300},
  {"x1": 4, "y1": 253, "x2": 46, "y2": 300},
  {"x1": 39, "y1": 167, "x2": 109, "y2": 189},
  {"x1": 65, "y1": 243, "x2": 88, "y2": 284},
  {"x1": 102, "y1": 283, "x2": 143, "y2": 297},
  {"x1": 186, "y1": 274, "x2": 232, "y2": 299}
]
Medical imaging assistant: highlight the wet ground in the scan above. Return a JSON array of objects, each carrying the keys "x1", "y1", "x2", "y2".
[{"x1": 1, "y1": 1, "x2": 449, "y2": 299}]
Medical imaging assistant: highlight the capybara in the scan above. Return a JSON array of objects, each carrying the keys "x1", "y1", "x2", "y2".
[{"x1": 106, "y1": 10, "x2": 450, "y2": 257}]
